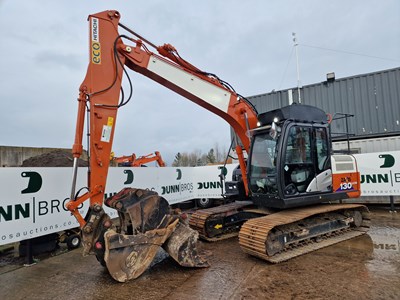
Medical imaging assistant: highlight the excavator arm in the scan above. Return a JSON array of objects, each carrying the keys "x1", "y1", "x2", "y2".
[
  {"x1": 65, "y1": 10, "x2": 258, "y2": 281},
  {"x1": 67, "y1": 10, "x2": 257, "y2": 225}
]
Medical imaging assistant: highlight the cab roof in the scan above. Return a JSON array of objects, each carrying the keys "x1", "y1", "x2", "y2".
[{"x1": 258, "y1": 104, "x2": 328, "y2": 126}]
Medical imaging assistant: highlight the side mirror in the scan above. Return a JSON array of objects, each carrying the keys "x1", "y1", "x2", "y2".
[{"x1": 269, "y1": 122, "x2": 281, "y2": 140}]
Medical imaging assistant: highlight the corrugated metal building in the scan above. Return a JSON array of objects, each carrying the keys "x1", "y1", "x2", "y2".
[
  {"x1": 242, "y1": 67, "x2": 400, "y2": 204},
  {"x1": 246, "y1": 67, "x2": 400, "y2": 153}
]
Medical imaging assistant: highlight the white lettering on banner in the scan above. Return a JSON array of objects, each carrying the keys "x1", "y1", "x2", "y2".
[
  {"x1": 355, "y1": 151, "x2": 400, "y2": 196},
  {"x1": 0, "y1": 165, "x2": 236, "y2": 245},
  {"x1": 1, "y1": 151, "x2": 399, "y2": 245}
]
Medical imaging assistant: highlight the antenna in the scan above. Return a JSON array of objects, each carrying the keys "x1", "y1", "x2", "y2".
[{"x1": 292, "y1": 32, "x2": 302, "y2": 103}]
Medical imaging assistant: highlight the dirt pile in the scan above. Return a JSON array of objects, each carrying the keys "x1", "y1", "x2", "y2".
[{"x1": 21, "y1": 149, "x2": 88, "y2": 167}]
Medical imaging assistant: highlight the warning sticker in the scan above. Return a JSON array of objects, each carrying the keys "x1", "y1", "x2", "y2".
[
  {"x1": 101, "y1": 125, "x2": 112, "y2": 143},
  {"x1": 107, "y1": 117, "x2": 114, "y2": 127}
]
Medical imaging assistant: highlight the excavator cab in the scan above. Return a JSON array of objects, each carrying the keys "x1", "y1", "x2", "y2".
[
  {"x1": 193, "y1": 104, "x2": 366, "y2": 260},
  {"x1": 247, "y1": 104, "x2": 359, "y2": 209}
]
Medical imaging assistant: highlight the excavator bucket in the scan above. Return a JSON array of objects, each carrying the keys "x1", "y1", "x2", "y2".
[
  {"x1": 103, "y1": 188, "x2": 208, "y2": 282},
  {"x1": 163, "y1": 221, "x2": 209, "y2": 268},
  {"x1": 103, "y1": 219, "x2": 178, "y2": 282}
]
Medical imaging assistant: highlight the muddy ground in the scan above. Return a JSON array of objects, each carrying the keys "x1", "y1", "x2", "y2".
[{"x1": 0, "y1": 208, "x2": 399, "y2": 300}]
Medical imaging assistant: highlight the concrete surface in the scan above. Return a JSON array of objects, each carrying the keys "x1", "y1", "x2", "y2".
[{"x1": 1, "y1": 208, "x2": 399, "y2": 300}]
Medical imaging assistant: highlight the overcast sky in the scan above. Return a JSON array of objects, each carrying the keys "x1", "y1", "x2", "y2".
[{"x1": 1, "y1": 0, "x2": 399, "y2": 165}]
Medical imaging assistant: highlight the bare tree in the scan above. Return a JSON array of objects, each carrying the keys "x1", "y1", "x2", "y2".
[{"x1": 172, "y1": 144, "x2": 229, "y2": 166}]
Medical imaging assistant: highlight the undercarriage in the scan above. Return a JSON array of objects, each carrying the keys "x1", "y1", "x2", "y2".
[{"x1": 189, "y1": 202, "x2": 369, "y2": 262}]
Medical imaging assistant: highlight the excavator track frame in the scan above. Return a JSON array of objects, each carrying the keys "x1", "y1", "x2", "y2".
[{"x1": 239, "y1": 203, "x2": 370, "y2": 263}]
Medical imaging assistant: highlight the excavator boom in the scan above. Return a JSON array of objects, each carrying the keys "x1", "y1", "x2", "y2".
[{"x1": 68, "y1": 10, "x2": 257, "y2": 214}]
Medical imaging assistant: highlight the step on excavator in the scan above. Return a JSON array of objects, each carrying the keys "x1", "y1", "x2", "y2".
[{"x1": 66, "y1": 10, "x2": 369, "y2": 282}]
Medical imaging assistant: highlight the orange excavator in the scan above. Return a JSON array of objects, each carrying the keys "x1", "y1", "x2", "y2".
[
  {"x1": 111, "y1": 151, "x2": 166, "y2": 167},
  {"x1": 66, "y1": 10, "x2": 369, "y2": 282}
]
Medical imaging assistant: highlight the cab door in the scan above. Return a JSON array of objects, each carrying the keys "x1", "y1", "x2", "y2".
[{"x1": 282, "y1": 123, "x2": 331, "y2": 196}]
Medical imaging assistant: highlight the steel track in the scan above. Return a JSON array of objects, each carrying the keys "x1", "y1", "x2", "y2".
[{"x1": 239, "y1": 203, "x2": 370, "y2": 262}]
